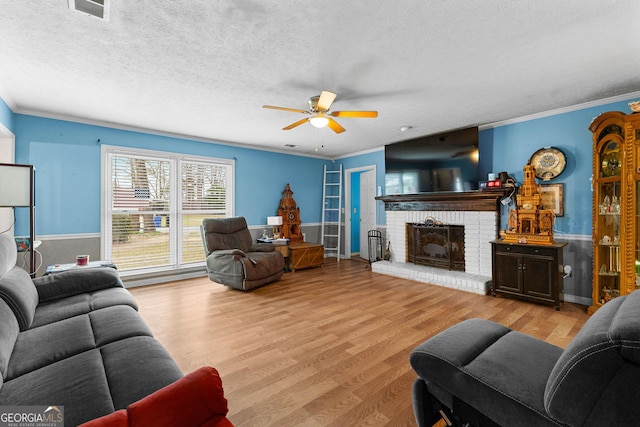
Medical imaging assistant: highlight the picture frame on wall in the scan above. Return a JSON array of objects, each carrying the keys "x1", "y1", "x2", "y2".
[{"x1": 540, "y1": 183, "x2": 564, "y2": 217}]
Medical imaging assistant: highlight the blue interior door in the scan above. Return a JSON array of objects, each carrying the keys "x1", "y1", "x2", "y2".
[{"x1": 350, "y1": 172, "x2": 361, "y2": 254}]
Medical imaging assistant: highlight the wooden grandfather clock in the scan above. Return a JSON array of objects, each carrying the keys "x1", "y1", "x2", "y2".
[{"x1": 277, "y1": 183, "x2": 304, "y2": 243}]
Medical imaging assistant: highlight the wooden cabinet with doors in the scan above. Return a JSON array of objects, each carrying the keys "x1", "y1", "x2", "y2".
[
  {"x1": 589, "y1": 111, "x2": 640, "y2": 313},
  {"x1": 491, "y1": 240, "x2": 566, "y2": 310}
]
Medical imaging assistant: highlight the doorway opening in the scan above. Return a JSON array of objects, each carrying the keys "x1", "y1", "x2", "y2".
[{"x1": 344, "y1": 165, "x2": 376, "y2": 261}]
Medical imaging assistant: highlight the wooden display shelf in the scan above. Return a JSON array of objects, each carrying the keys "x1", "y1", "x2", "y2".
[{"x1": 289, "y1": 243, "x2": 324, "y2": 272}]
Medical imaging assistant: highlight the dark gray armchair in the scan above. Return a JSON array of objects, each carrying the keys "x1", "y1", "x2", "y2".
[
  {"x1": 200, "y1": 217, "x2": 284, "y2": 291},
  {"x1": 410, "y1": 290, "x2": 640, "y2": 426}
]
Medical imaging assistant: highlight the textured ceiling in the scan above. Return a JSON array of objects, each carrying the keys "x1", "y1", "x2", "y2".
[{"x1": 1, "y1": 1, "x2": 639, "y2": 158}]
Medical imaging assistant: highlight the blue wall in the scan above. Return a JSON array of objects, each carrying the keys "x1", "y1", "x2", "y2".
[
  {"x1": 13, "y1": 114, "x2": 327, "y2": 235},
  {"x1": 482, "y1": 99, "x2": 635, "y2": 237},
  {"x1": 5, "y1": 95, "x2": 639, "y2": 239},
  {"x1": 341, "y1": 97, "x2": 640, "y2": 238},
  {"x1": 0, "y1": 97, "x2": 14, "y2": 132}
]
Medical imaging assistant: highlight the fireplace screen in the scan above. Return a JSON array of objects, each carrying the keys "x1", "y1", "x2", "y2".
[{"x1": 406, "y1": 223, "x2": 465, "y2": 271}]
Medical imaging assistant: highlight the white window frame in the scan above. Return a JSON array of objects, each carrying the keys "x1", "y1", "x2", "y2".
[{"x1": 101, "y1": 145, "x2": 234, "y2": 275}]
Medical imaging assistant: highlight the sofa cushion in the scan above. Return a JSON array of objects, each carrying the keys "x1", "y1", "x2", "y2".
[
  {"x1": 202, "y1": 217, "x2": 252, "y2": 254},
  {"x1": 0, "y1": 267, "x2": 39, "y2": 331},
  {"x1": 78, "y1": 367, "x2": 231, "y2": 427},
  {"x1": 545, "y1": 291, "x2": 640, "y2": 426},
  {"x1": 6, "y1": 314, "x2": 97, "y2": 380},
  {"x1": 33, "y1": 268, "x2": 123, "y2": 303},
  {"x1": 124, "y1": 366, "x2": 229, "y2": 427},
  {"x1": 0, "y1": 350, "x2": 117, "y2": 427},
  {"x1": 30, "y1": 287, "x2": 138, "y2": 328},
  {"x1": 243, "y1": 252, "x2": 285, "y2": 281},
  {"x1": 100, "y1": 336, "x2": 183, "y2": 410},
  {"x1": 0, "y1": 300, "x2": 19, "y2": 386},
  {"x1": 6, "y1": 305, "x2": 152, "y2": 380},
  {"x1": 0, "y1": 336, "x2": 183, "y2": 427},
  {"x1": 410, "y1": 318, "x2": 564, "y2": 427}
]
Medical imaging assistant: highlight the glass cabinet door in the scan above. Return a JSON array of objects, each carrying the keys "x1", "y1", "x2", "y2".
[
  {"x1": 594, "y1": 140, "x2": 622, "y2": 305},
  {"x1": 596, "y1": 181, "x2": 621, "y2": 303}
]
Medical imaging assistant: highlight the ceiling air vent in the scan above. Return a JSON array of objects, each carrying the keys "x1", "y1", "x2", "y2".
[{"x1": 68, "y1": 0, "x2": 110, "y2": 22}]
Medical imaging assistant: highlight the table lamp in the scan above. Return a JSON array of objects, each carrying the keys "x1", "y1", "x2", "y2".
[
  {"x1": 0, "y1": 163, "x2": 36, "y2": 276},
  {"x1": 267, "y1": 216, "x2": 283, "y2": 238}
]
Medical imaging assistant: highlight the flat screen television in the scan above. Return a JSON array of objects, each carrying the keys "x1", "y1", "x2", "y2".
[{"x1": 384, "y1": 127, "x2": 479, "y2": 195}]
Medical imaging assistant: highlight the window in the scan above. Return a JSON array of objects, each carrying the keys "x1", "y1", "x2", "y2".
[
  {"x1": 102, "y1": 146, "x2": 234, "y2": 273},
  {"x1": 385, "y1": 171, "x2": 418, "y2": 194}
]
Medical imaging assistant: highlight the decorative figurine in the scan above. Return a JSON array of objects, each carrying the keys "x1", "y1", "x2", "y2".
[{"x1": 502, "y1": 164, "x2": 556, "y2": 244}]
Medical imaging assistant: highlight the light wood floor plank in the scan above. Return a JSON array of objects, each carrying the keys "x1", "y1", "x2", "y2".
[{"x1": 130, "y1": 258, "x2": 590, "y2": 426}]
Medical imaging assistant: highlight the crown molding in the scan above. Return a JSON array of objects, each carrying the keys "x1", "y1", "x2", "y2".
[
  {"x1": 480, "y1": 91, "x2": 640, "y2": 130},
  {"x1": 13, "y1": 108, "x2": 334, "y2": 160}
]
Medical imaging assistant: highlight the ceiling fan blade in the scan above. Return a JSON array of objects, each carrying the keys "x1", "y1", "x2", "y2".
[
  {"x1": 327, "y1": 118, "x2": 345, "y2": 134},
  {"x1": 331, "y1": 110, "x2": 378, "y2": 118},
  {"x1": 263, "y1": 105, "x2": 310, "y2": 114},
  {"x1": 317, "y1": 91, "x2": 337, "y2": 112},
  {"x1": 282, "y1": 118, "x2": 309, "y2": 130}
]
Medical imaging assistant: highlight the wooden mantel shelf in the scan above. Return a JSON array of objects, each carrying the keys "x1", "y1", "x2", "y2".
[{"x1": 376, "y1": 190, "x2": 509, "y2": 212}]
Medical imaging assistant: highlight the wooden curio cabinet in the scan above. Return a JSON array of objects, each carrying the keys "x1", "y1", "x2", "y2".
[{"x1": 589, "y1": 111, "x2": 640, "y2": 313}]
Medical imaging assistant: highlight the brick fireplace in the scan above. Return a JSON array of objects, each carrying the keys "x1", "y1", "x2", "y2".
[{"x1": 372, "y1": 192, "x2": 505, "y2": 294}]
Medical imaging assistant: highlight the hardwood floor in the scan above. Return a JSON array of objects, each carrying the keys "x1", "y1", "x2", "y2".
[{"x1": 129, "y1": 258, "x2": 590, "y2": 427}]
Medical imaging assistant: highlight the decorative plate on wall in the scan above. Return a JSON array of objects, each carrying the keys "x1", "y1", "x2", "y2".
[{"x1": 529, "y1": 147, "x2": 567, "y2": 181}]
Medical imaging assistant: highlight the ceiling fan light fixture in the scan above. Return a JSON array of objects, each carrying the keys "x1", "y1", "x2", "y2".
[{"x1": 309, "y1": 116, "x2": 329, "y2": 129}]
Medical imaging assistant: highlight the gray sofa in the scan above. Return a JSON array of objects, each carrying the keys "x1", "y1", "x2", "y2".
[
  {"x1": 410, "y1": 290, "x2": 640, "y2": 426},
  {"x1": 201, "y1": 217, "x2": 284, "y2": 291},
  {"x1": 0, "y1": 234, "x2": 183, "y2": 426}
]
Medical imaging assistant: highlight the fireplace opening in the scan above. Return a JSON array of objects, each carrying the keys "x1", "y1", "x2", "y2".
[{"x1": 406, "y1": 223, "x2": 465, "y2": 271}]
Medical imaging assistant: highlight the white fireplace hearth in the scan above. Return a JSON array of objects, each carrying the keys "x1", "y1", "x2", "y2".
[{"x1": 372, "y1": 192, "x2": 505, "y2": 295}]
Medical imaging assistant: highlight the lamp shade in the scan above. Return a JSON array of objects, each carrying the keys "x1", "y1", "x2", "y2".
[
  {"x1": 0, "y1": 164, "x2": 33, "y2": 207},
  {"x1": 267, "y1": 216, "x2": 283, "y2": 226}
]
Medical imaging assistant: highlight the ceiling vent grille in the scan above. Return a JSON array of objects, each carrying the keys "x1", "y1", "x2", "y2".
[{"x1": 68, "y1": 0, "x2": 110, "y2": 22}]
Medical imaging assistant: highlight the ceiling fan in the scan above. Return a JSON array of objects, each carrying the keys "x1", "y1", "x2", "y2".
[{"x1": 263, "y1": 90, "x2": 378, "y2": 134}]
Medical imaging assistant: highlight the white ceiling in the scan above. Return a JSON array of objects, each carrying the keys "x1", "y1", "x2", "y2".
[{"x1": 1, "y1": 1, "x2": 639, "y2": 159}]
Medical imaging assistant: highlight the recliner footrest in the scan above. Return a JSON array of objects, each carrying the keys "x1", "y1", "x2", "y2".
[{"x1": 410, "y1": 319, "x2": 564, "y2": 427}]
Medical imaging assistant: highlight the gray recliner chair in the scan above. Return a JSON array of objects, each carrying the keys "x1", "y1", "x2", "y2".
[
  {"x1": 410, "y1": 290, "x2": 640, "y2": 426},
  {"x1": 201, "y1": 217, "x2": 284, "y2": 291}
]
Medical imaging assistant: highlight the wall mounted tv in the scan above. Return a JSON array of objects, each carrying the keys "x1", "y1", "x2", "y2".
[{"x1": 384, "y1": 126, "x2": 479, "y2": 195}]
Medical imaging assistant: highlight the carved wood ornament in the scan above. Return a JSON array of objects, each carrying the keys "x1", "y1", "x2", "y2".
[{"x1": 277, "y1": 183, "x2": 304, "y2": 243}]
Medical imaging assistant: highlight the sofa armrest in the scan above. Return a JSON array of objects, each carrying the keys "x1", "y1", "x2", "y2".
[
  {"x1": 33, "y1": 268, "x2": 123, "y2": 303},
  {"x1": 209, "y1": 249, "x2": 246, "y2": 260},
  {"x1": 78, "y1": 366, "x2": 231, "y2": 427},
  {"x1": 249, "y1": 243, "x2": 274, "y2": 252}
]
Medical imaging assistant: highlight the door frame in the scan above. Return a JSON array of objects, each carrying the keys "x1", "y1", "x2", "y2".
[
  {"x1": 0, "y1": 122, "x2": 16, "y2": 234},
  {"x1": 344, "y1": 164, "x2": 376, "y2": 260}
]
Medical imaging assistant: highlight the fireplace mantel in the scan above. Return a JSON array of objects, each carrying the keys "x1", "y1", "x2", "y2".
[{"x1": 376, "y1": 191, "x2": 508, "y2": 212}]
